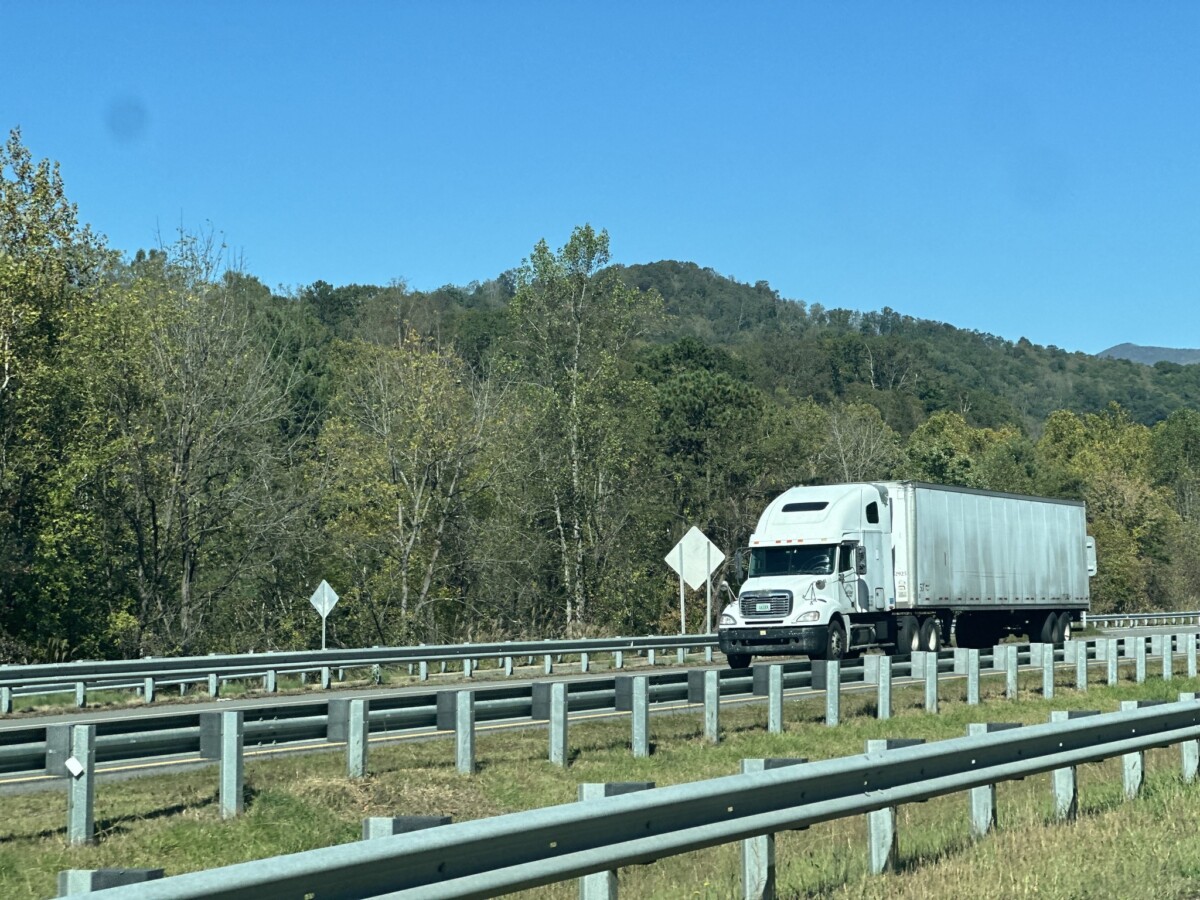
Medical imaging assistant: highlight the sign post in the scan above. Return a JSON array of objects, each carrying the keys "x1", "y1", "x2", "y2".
[
  {"x1": 665, "y1": 527, "x2": 725, "y2": 635},
  {"x1": 309, "y1": 580, "x2": 340, "y2": 650}
]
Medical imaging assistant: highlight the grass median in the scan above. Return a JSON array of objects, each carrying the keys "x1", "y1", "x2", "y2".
[{"x1": 2, "y1": 665, "x2": 1199, "y2": 898}]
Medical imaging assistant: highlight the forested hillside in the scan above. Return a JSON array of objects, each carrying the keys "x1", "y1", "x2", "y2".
[{"x1": 4, "y1": 130, "x2": 1200, "y2": 663}]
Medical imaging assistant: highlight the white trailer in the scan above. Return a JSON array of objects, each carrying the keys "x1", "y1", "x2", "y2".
[{"x1": 717, "y1": 481, "x2": 1096, "y2": 667}]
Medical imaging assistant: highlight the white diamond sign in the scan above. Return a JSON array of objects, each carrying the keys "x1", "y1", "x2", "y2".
[
  {"x1": 310, "y1": 580, "x2": 339, "y2": 617},
  {"x1": 665, "y1": 527, "x2": 725, "y2": 591}
]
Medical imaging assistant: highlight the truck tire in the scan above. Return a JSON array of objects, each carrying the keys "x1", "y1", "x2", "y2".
[
  {"x1": 726, "y1": 653, "x2": 751, "y2": 670},
  {"x1": 896, "y1": 616, "x2": 919, "y2": 655},
  {"x1": 1049, "y1": 612, "x2": 1070, "y2": 645},
  {"x1": 1035, "y1": 612, "x2": 1056, "y2": 644},
  {"x1": 919, "y1": 617, "x2": 941, "y2": 652},
  {"x1": 813, "y1": 621, "x2": 846, "y2": 661}
]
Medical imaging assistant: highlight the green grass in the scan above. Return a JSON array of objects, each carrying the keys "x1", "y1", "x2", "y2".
[{"x1": 3, "y1": 666, "x2": 1200, "y2": 898}]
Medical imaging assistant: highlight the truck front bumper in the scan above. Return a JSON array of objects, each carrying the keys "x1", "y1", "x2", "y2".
[{"x1": 718, "y1": 625, "x2": 828, "y2": 656}]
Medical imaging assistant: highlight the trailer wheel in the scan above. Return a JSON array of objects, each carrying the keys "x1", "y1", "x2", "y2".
[
  {"x1": 896, "y1": 616, "x2": 919, "y2": 654},
  {"x1": 1036, "y1": 612, "x2": 1057, "y2": 644},
  {"x1": 726, "y1": 653, "x2": 751, "y2": 670},
  {"x1": 1049, "y1": 612, "x2": 1070, "y2": 645},
  {"x1": 919, "y1": 617, "x2": 941, "y2": 652}
]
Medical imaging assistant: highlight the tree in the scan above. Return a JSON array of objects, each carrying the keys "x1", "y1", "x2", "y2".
[
  {"x1": 95, "y1": 234, "x2": 306, "y2": 652},
  {"x1": 316, "y1": 333, "x2": 491, "y2": 645},
  {"x1": 817, "y1": 402, "x2": 901, "y2": 482},
  {"x1": 506, "y1": 225, "x2": 663, "y2": 631}
]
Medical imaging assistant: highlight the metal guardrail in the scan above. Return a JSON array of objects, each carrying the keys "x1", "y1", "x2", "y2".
[
  {"x1": 0, "y1": 656, "x2": 880, "y2": 776},
  {"x1": 73, "y1": 697, "x2": 1200, "y2": 899},
  {"x1": 1084, "y1": 610, "x2": 1200, "y2": 629},
  {"x1": 0, "y1": 634, "x2": 718, "y2": 700}
]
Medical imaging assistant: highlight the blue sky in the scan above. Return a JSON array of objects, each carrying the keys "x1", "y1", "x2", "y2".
[{"x1": 4, "y1": 2, "x2": 1199, "y2": 353}]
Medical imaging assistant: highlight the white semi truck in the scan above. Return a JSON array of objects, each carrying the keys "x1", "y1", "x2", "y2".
[{"x1": 717, "y1": 481, "x2": 1096, "y2": 667}]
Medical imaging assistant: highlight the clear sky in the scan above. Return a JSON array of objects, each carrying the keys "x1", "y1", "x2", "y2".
[{"x1": 4, "y1": 2, "x2": 1199, "y2": 354}]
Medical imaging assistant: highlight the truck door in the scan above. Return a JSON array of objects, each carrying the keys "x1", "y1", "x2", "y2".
[{"x1": 863, "y1": 531, "x2": 890, "y2": 611}]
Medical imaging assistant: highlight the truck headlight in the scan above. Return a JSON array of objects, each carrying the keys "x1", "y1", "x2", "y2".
[
  {"x1": 795, "y1": 610, "x2": 821, "y2": 623},
  {"x1": 719, "y1": 614, "x2": 736, "y2": 626}
]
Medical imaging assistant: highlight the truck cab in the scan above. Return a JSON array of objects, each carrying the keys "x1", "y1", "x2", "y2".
[{"x1": 718, "y1": 483, "x2": 894, "y2": 667}]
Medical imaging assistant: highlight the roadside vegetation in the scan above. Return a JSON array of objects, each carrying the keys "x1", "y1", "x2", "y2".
[
  {"x1": 5, "y1": 127, "x2": 1200, "y2": 665},
  {"x1": 2, "y1": 670, "x2": 1199, "y2": 898}
]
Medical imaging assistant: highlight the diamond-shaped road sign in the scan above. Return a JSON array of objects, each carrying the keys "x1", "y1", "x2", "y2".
[
  {"x1": 665, "y1": 526, "x2": 725, "y2": 591},
  {"x1": 309, "y1": 580, "x2": 339, "y2": 618}
]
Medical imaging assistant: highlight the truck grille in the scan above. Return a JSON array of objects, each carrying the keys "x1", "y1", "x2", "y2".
[{"x1": 740, "y1": 591, "x2": 793, "y2": 618}]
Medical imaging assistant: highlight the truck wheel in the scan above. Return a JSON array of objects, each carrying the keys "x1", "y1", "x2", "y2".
[
  {"x1": 726, "y1": 653, "x2": 751, "y2": 670},
  {"x1": 919, "y1": 617, "x2": 941, "y2": 652},
  {"x1": 1036, "y1": 612, "x2": 1057, "y2": 644},
  {"x1": 896, "y1": 616, "x2": 919, "y2": 655},
  {"x1": 1049, "y1": 612, "x2": 1070, "y2": 645},
  {"x1": 813, "y1": 621, "x2": 846, "y2": 661}
]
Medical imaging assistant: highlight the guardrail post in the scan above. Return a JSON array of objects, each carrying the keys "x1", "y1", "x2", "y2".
[
  {"x1": 179, "y1": 681, "x2": 189, "y2": 697},
  {"x1": 57, "y1": 869, "x2": 163, "y2": 895},
  {"x1": 504, "y1": 656, "x2": 513, "y2": 676},
  {"x1": 877, "y1": 656, "x2": 892, "y2": 720},
  {"x1": 705, "y1": 646, "x2": 713, "y2": 663},
  {"x1": 549, "y1": 682, "x2": 569, "y2": 767},
  {"x1": 648, "y1": 648, "x2": 656, "y2": 667},
  {"x1": 1181, "y1": 692, "x2": 1199, "y2": 783},
  {"x1": 1106, "y1": 639, "x2": 1120, "y2": 685},
  {"x1": 362, "y1": 815, "x2": 450, "y2": 839},
  {"x1": 347, "y1": 698, "x2": 370, "y2": 778},
  {"x1": 966, "y1": 649, "x2": 980, "y2": 705},
  {"x1": 704, "y1": 669, "x2": 720, "y2": 742},
  {"x1": 320, "y1": 667, "x2": 332, "y2": 689},
  {"x1": 206, "y1": 673, "x2": 220, "y2": 697},
  {"x1": 419, "y1": 660, "x2": 428, "y2": 681},
  {"x1": 677, "y1": 647, "x2": 686, "y2": 665},
  {"x1": 1041, "y1": 645, "x2": 1055, "y2": 698},
  {"x1": 1049, "y1": 711, "x2": 1098, "y2": 819},
  {"x1": 767, "y1": 664, "x2": 783, "y2": 734},
  {"x1": 826, "y1": 661, "x2": 841, "y2": 725},
  {"x1": 1135, "y1": 639, "x2": 1147, "y2": 683},
  {"x1": 1, "y1": 685, "x2": 11, "y2": 714},
  {"x1": 740, "y1": 759, "x2": 806, "y2": 899},
  {"x1": 1120, "y1": 700, "x2": 1145, "y2": 798},
  {"x1": 464, "y1": 658, "x2": 474, "y2": 679},
  {"x1": 578, "y1": 782, "x2": 655, "y2": 900},
  {"x1": 921, "y1": 652, "x2": 938, "y2": 713},
  {"x1": 266, "y1": 669, "x2": 277, "y2": 693},
  {"x1": 65, "y1": 723, "x2": 96, "y2": 845},
  {"x1": 865, "y1": 739, "x2": 925, "y2": 874},
  {"x1": 219, "y1": 710, "x2": 244, "y2": 818},
  {"x1": 632, "y1": 676, "x2": 650, "y2": 757},
  {"x1": 1075, "y1": 643, "x2": 1088, "y2": 692},
  {"x1": 142, "y1": 677, "x2": 155, "y2": 704},
  {"x1": 998, "y1": 645, "x2": 1017, "y2": 699},
  {"x1": 1163, "y1": 637, "x2": 1175, "y2": 681},
  {"x1": 544, "y1": 655, "x2": 553, "y2": 675},
  {"x1": 615, "y1": 650, "x2": 624, "y2": 670},
  {"x1": 580, "y1": 652, "x2": 590, "y2": 674},
  {"x1": 966, "y1": 723, "x2": 1020, "y2": 837},
  {"x1": 456, "y1": 691, "x2": 475, "y2": 775},
  {"x1": 74, "y1": 681, "x2": 86, "y2": 708},
  {"x1": 1188, "y1": 635, "x2": 1198, "y2": 679}
]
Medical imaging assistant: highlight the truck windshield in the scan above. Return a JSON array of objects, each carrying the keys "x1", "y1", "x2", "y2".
[{"x1": 747, "y1": 545, "x2": 835, "y2": 577}]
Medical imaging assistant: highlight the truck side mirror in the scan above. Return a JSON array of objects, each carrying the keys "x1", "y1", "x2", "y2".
[
  {"x1": 733, "y1": 549, "x2": 748, "y2": 582},
  {"x1": 856, "y1": 553, "x2": 867, "y2": 575}
]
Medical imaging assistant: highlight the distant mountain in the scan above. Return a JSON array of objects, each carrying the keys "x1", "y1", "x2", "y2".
[{"x1": 1098, "y1": 343, "x2": 1200, "y2": 366}]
